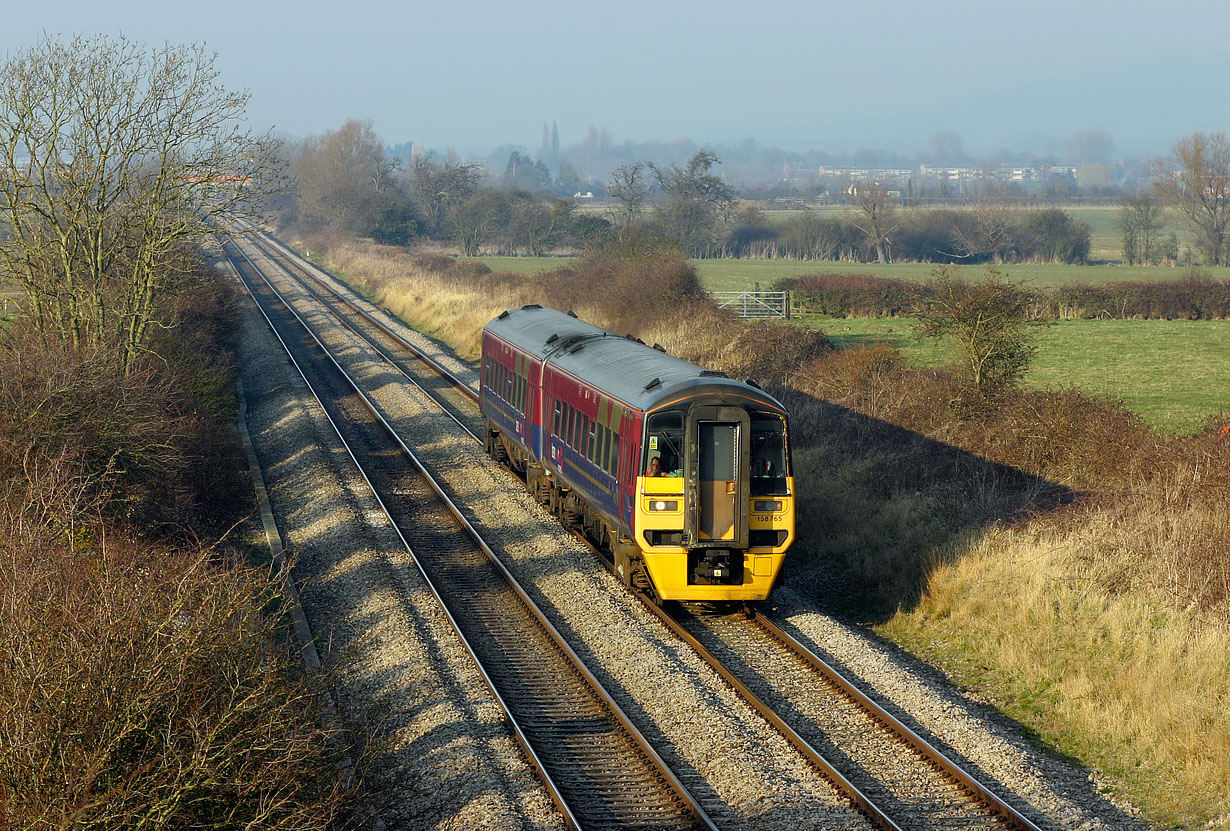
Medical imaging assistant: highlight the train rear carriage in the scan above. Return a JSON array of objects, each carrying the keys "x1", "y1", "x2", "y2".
[{"x1": 481, "y1": 305, "x2": 794, "y2": 604}]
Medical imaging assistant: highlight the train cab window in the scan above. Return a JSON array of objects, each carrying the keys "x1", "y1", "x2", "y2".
[
  {"x1": 751, "y1": 414, "x2": 789, "y2": 496},
  {"x1": 644, "y1": 411, "x2": 684, "y2": 477}
]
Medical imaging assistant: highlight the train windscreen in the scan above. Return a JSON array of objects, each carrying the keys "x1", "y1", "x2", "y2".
[
  {"x1": 750, "y1": 414, "x2": 788, "y2": 495},
  {"x1": 644, "y1": 411, "x2": 684, "y2": 477}
]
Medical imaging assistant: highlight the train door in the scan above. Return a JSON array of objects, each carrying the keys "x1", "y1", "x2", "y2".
[{"x1": 684, "y1": 406, "x2": 750, "y2": 550}]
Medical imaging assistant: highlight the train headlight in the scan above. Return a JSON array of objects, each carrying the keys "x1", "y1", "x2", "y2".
[
  {"x1": 753, "y1": 500, "x2": 783, "y2": 513},
  {"x1": 649, "y1": 500, "x2": 679, "y2": 512}
]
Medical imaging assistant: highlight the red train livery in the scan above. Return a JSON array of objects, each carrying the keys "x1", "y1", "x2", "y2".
[{"x1": 481, "y1": 305, "x2": 795, "y2": 603}]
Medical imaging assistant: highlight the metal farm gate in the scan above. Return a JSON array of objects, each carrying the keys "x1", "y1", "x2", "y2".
[{"x1": 710, "y1": 290, "x2": 791, "y2": 320}]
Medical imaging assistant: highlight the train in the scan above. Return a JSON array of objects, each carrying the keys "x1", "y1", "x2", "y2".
[{"x1": 480, "y1": 305, "x2": 794, "y2": 604}]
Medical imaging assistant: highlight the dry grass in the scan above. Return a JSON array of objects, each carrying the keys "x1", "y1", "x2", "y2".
[
  {"x1": 293, "y1": 235, "x2": 536, "y2": 359},
  {"x1": 284, "y1": 227, "x2": 1230, "y2": 829},
  {"x1": 881, "y1": 521, "x2": 1230, "y2": 825}
]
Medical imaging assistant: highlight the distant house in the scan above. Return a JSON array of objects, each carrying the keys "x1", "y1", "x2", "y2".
[{"x1": 573, "y1": 191, "x2": 594, "y2": 199}]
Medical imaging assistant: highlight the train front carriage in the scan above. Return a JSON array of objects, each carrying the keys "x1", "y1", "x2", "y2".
[
  {"x1": 481, "y1": 305, "x2": 794, "y2": 604},
  {"x1": 632, "y1": 383, "x2": 793, "y2": 602}
]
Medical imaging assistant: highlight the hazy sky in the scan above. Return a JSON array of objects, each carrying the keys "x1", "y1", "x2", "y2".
[{"x1": 7, "y1": 0, "x2": 1229, "y2": 159}]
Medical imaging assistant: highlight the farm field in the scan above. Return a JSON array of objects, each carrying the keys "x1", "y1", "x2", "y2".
[
  {"x1": 479, "y1": 254, "x2": 1230, "y2": 292},
  {"x1": 802, "y1": 315, "x2": 1230, "y2": 434}
]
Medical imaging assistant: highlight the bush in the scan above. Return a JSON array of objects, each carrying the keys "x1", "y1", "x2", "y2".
[
  {"x1": 1019, "y1": 208, "x2": 1092, "y2": 264},
  {"x1": 0, "y1": 521, "x2": 351, "y2": 828},
  {"x1": 1048, "y1": 271, "x2": 1230, "y2": 319},
  {"x1": 784, "y1": 273, "x2": 915, "y2": 317}
]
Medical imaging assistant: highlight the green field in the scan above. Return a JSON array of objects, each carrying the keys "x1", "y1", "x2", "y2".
[
  {"x1": 479, "y1": 254, "x2": 1230, "y2": 292},
  {"x1": 800, "y1": 315, "x2": 1230, "y2": 434}
]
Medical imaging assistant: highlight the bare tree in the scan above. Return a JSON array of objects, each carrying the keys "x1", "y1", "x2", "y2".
[
  {"x1": 1118, "y1": 192, "x2": 1168, "y2": 265},
  {"x1": 0, "y1": 35, "x2": 280, "y2": 371},
  {"x1": 407, "y1": 154, "x2": 484, "y2": 235},
  {"x1": 949, "y1": 199, "x2": 1016, "y2": 262},
  {"x1": 606, "y1": 162, "x2": 650, "y2": 239},
  {"x1": 509, "y1": 194, "x2": 574, "y2": 256},
  {"x1": 1153, "y1": 131, "x2": 1230, "y2": 266},
  {"x1": 447, "y1": 190, "x2": 509, "y2": 256},
  {"x1": 650, "y1": 150, "x2": 734, "y2": 254},
  {"x1": 845, "y1": 181, "x2": 900, "y2": 263},
  {"x1": 1065, "y1": 129, "x2": 1115, "y2": 164},
  {"x1": 913, "y1": 265, "x2": 1042, "y2": 397},
  {"x1": 292, "y1": 119, "x2": 398, "y2": 233}
]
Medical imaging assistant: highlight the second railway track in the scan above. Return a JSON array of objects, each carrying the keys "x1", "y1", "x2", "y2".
[
  {"x1": 225, "y1": 235, "x2": 717, "y2": 831},
  {"x1": 230, "y1": 228, "x2": 1052, "y2": 831}
]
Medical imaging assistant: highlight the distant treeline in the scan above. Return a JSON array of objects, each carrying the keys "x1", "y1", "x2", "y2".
[
  {"x1": 716, "y1": 206, "x2": 1093, "y2": 264},
  {"x1": 783, "y1": 271, "x2": 1230, "y2": 320},
  {"x1": 284, "y1": 125, "x2": 1100, "y2": 265}
]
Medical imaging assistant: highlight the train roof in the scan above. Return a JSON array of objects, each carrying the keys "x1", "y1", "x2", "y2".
[{"x1": 484, "y1": 305, "x2": 786, "y2": 415}]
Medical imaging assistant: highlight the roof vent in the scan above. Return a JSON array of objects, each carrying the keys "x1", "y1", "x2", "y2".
[
  {"x1": 566, "y1": 310, "x2": 578, "y2": 318},
  {"x1": 652, "y1": 343, "x2": 666, "y2": 352},
  {"x1": 643, "y1": 377, "x2": 661, "y2": 391},
  {"x1": 745, "y1": 378, "x2": 762, "y2": 389},
  {"x1": 699, "y1": 370, "x2": 728, "y2": 378},
  {"x1": 522, "y1": 303, "x2": 542, "y2": 310},
  {"x1": 497, "y1": 310, "x2": 510, "y2": 320},
  {"x1": 546, "y1": 333, "x2": 559, "y2": 344}
]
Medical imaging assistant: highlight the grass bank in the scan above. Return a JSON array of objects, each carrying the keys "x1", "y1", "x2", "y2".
[{"x1": 292, "y1": 227, "x2": 1229, "y2": 829}]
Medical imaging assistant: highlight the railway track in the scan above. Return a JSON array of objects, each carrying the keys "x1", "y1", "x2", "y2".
[
  {"x1": 223, "y1": 235, "x2": 718, "y2": 831},
  {"x1": 230, "y1": 228, "x2": 1049, "y2": 831}
]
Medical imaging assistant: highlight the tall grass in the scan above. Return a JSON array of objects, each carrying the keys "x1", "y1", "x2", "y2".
[{"x1": 288, "y1": 226, "x2": 1230, "y2": 828}]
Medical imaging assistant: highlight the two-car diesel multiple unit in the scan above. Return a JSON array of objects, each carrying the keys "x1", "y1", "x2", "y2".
[{"x1": 480, "y1": 305, "x2": 794, "y2": 604}]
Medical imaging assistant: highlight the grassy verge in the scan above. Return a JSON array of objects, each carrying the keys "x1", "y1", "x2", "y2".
[
  {"x1": 798, "y1": 316, "x2": 1230, "y2": 434},
  {"x1": 298, "y1": 227, "x2": 1229, "y2": 829},
  {"x1": 876, "y1": 524, "x2": 1230, "y2": 826}
]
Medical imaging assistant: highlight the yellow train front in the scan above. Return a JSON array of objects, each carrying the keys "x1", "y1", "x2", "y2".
[
  {"x1": 631, "y1": 396, "x2": 794, "y2": 603},
  {"x1": 481, "y1": 305, "x2": 794, "y2": 604}
]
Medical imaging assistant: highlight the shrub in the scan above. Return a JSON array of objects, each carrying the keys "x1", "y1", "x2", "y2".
[
  {"x1": 784, "y1": 272, "x2": 915, "y2": 317},
  {"x1": 1019, "y1": 208, "x2": 1092, "y2": 264},
  {"x1": 0, "y1": 520, "x2": 351, "y2": 828}
]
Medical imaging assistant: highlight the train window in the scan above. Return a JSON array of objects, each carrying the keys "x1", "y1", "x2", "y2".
[
  {"x1": 644, "y1": 411, "x2": 684, "y2": 476},
  {"x1": 600, "y1": 426, "x2": 612, "y2": 474},
  {"x1": 751, "y1": 414, "x2": 789, "y2": 496},
  {"x1": 553, "y1": 400, "x2": 562, "y2": 436},
  {"x1": 611, "y1": 433, "x2": 621, "y2": 477},
  {"x1": 581, "y1": 415, "x2": 592, "y2": 458}
]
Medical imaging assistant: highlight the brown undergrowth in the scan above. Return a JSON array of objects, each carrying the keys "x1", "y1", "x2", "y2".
[
  {"x1": 0, "y1": 259, "x2": 356, "y2": 828},
  {"x1": 287, "y1": 227, "x2": 1229, "y2": 826}
]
